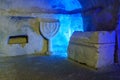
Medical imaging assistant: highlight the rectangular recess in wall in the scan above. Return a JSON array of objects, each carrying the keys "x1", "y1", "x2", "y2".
[{"x1": 8, "y1": 35, "x2": 28, "y2": 44}]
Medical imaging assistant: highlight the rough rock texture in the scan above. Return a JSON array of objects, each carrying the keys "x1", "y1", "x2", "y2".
[
  {"x1": 116, "y1": 23, "x2": 120, "y2": 63},
  {"x1": 0, "y1": 0, "x2": 83, "y2": 54},
  {"x1": 82, "y1": 7, "x2": 118, "y2": 31},
  {"x1": 0, "y1": 16, "x2": 47, "y2": 56},
  {"x1": 68, "y1": 31, "x2": 115, "y2": 68},
  {"x1": 1, "y1": 0, "x2": 119, "y2": 54},
  {"x1": 0, "y1": 0, "x2": 119, "y2": 32},
  {"x1": 117, "y1": 30, "x2": 120, "y2": 63},
  {"x1": 78, "y1": 0, "x2": 119, "y2": 31},
  {"x1": 0, "y1": 0, "x2": 81, "y2": 11}
]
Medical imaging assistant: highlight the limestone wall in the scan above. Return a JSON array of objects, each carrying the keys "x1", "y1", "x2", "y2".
[{"x1": 0, "y1": 16, "x2": 47, "y2": 56}]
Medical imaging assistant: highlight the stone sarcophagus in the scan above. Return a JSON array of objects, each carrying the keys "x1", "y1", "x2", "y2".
[{"x1": 68, "y1": 31, "x2": 115, "y2": 68}]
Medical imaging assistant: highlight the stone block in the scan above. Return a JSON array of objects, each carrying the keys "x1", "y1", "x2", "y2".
[{"x1": 68, "y1": 31, "x2": 115, "y2": 68}]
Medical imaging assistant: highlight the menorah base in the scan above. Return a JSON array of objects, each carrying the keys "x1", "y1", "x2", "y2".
[{"x1": 46, "y1": 51, "x2": 53, "y2": 55}]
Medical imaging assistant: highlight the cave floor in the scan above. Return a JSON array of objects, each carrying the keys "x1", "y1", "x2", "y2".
[{"x1": 0, "y1": 54, "x2": 120, "y2": 80}]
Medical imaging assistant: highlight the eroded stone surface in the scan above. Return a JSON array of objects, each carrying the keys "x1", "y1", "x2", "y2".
[
  {"x1": 70, "y1": 31, "x2": 115, "y2": 44},
  {"x1": 68, "y1": 31, "x2": 115, "y2": 68},
  {"x1": 0, "y1": 16, "x2": 46, "y2": 56}
]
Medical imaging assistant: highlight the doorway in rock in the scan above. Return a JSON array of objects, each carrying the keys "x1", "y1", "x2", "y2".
[
  {"x1": 51, "y1": 14, "x2": 83, "y2": 57},
  {"x1": 48, "y1": 0, "x2": 83, "y2": 57}
]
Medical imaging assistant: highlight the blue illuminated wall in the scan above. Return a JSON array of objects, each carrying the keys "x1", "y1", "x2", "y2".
[
  {"x1": 117, "y1": 16, "x2": 120, "y2": 60},
  {"x1": 36, "y1": 0, "x2": 83, "y2": 55},
  {"x1": 52, "y1": 14, "x2": 83, "y2": 57},
  {"x1": 25, "y1": 0, "x2": 83, "y2": 57},
  {"x1": 50, "y1": 0, "x2": 81, "y2": 10},
  {"x1": 49, "y1": 0, "x2": 83, "y2": 57}
]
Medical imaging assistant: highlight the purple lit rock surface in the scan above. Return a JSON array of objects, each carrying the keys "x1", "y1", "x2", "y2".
[
  {"x1": 68, "y1": 31, "x2": 115, "y2": 68},
  {"x1": 117, "y1": 30, "x2": 120, "y2": 63}
]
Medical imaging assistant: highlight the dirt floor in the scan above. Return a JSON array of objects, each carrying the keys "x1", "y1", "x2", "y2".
[{"x1": 0, "y1": 54, "x2": 120, "y2": 80}]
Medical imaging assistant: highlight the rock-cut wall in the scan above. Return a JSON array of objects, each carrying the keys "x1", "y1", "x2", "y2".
[{"x1": 0, "y1": 16, "x2": 47, "y2": 56}]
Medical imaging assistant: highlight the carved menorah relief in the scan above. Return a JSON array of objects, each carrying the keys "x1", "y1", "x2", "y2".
[{"x1": 40, "y1": 19, "x2": 60, "y2": 55}]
